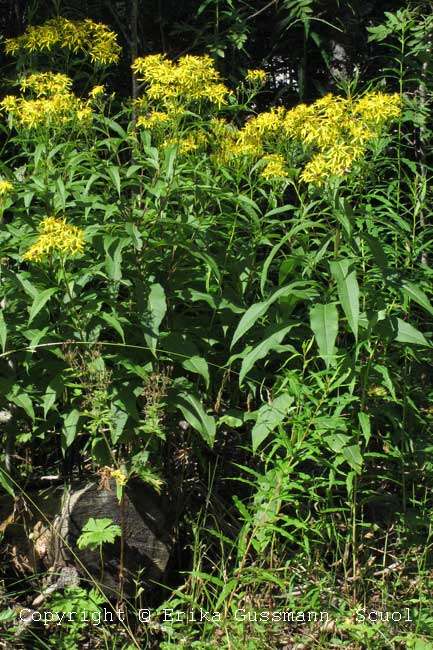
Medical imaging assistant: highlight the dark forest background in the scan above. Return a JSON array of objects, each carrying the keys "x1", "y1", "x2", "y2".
[{"x1": 0, "y1": 0, "x2": 409, "y2": 105}]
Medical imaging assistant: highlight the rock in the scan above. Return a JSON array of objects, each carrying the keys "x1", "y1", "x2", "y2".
[
  {"x1": 2, "y1": 479, "x2": 173, "y2": 598},
  {"x1": 51, "y1": 479, "x2": 172, "y2": 597}
]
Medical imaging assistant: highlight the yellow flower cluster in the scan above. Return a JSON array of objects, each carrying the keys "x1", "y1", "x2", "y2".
[
  {"x1": 354, "y1": 92, "x2": 401, "y2": 125},
  {"x1": 1, "y1": 93, "x2": 91, "y2": 130},
  {"x1": 216, "y1": 138, "x2": 259, "y2": 164},
  {"x1": 110, "y1": 468, "x2": 128, "y2": 487},
  {"x1": 283, "y1": 92, "x2": 401, "y2": 185},
  {"x1": 0, "y1": 180, "x2": 13, "y2": 197},
  {"x1": 163, "y1": 131, "x2": 207, "y2": 155},
  {"x1": 214, "y1": 108, "x2": 284, "y2": 165},
  {"x1": 136, "y1": 111, "x2": 170, "y2": 129},
  {"x1": 219, "y1": 91, "x2": 400, "y2": 185},
  {"x1": 129, "y1": 53, "x2": 399, "y2": 187},
  {"x1": 1, "y1": 73, "x2": 95, "y2": 130},
  {"x1": 238, "y1": 106, "x2": 286, "y2": 154},
  {"x1": 261, "y1": 154, "x2": 288, "y2": 181},
  {"x1": 5, "y1": 17, "x2": 121, "y2": 65},
  {"x1": 89, "y1": 85, "x2": 105, "y2": 99},
  {"x1": 132, "y1": 54, "x2": 230, "y2": 107},
  {"x1": 245, "y1": 69, "x2": 267, "y2": 85},
  {"x1": 23, "y1": 216, "x2": 85, "y2": 262},
  {"x1": 20, "y1": 72, "x2": 72, "y2": 97}
]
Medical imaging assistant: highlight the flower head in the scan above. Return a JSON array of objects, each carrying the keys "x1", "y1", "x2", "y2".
[
  {"x1": 19, "y1": 72, "x2": 72, "y2": 97},
  {"x1": 1, "y1": 78, "x2": 93, "y2": 131},
  {"x1": 132, "y1": 53, "x2": 230, "y2": 107},
  {"x1": 89, "y1": 85, "x2": 105, "y2": 99},
  {"x1": 0, "y1": 180, "x2": 13, "y2": 197},
  {"x1": 5, "y1": 17, "x2": 121, "y2": 65},
  {"x1": 261, "y1": 154, "x2": 288, "y2": 181},
  {"x1": 136, "y1": 111, "x2": 170, "y2": 129},
  {"x1": 23, "y1": 216, "x2": 85, "y2": 262},
  {"x1": 245, "y1": 69, "x2": 267, "y2": 85},
  {"x1": 110, "y1": 468, "x2": 128, "y2": 488}
]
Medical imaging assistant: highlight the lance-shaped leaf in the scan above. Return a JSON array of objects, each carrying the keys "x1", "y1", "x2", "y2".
[
  {"x1": 0, "y1": 310, "x2": 6, "y2": 352},
  {"x1": 396, "y1": 318, "x2": 429, "y2": 346},
  {"x1": 231, "y1": 282, "x2": 314, "y2": 349},
  {"x1": 310, "y1": 303, "x2": 339, "y2": 368},
  {"x1": 402, "y1": 282, "x2": 433, "y2": 317},
  {"x1": 182, "y1": 356, "x2": 210, "y2": 389},
  {"x1": 176, "y1": 393, "x2": 216, "y2": 447},
  {"x1": 238, "y1": 323, "x2": 295, "y2": 386},
  {"x1": 330, "y1": 260, "x2": 359, "y2": 340},
  {"x1": 28, "y1": 287, "x2": 57, "y2": 325},
  {"x1": 145, "y1": 283, "x2": 167, "y2": 356},
  {"x1": 251, "y1": 393, "x2": 293, "y2": 452}
]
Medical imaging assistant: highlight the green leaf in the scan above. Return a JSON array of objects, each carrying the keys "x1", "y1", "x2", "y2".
[
  {"x1": 374, "y1": 364, "x2": 397, "y2": 401},
  {"x1": 231, "y1": 282, "x2": 313, "y2": 348},
  {"x1": 100, "y1": 312, "x2": 125, "y2": 343},
  {"x1": 407, "y1": 638, "x2": 433, "y2": 650},
  {"x1": 324, "y1": 433, "x2": 351, "y2": 453},
  {"x1": 9, "y1": 392, "x2": 35, "y2": 421},
  {"x1": 104, "y1": 237, "x2": 126, "y2": 282},
  {"x1": 402, "y1": 282, "x2": 433, "y2": 317},
  {"x1": 77, "y1": 517, "x2": 121, "y2": 551},
  {"x1": 28, "y1": 288, "x2": 57, "y2": 325},
  {"x1": 358, "y1": 412, "x2": 371, "y2": 445},
  {"x1": 182, "y1": 356, "x2": 210, "y2": 389},
  {"x1": 330, "y1": 261, "x2": 359, "y2": 340},
  {"x1": 0, "y1": 608, "x2": 15, "y2": 622},
  {"x1": 251, "y1": 393, "x2": 293, "y2": 452},
  {"x1": 110, "y1": 408, "x2": 129, "y2": 444},
  {"x1": 43, "y1": 375, "x2": 64, "y2": 419},
  {"x1": 0, "y1": 466, "x2": 15, "y2": 497},
  {"x1": 145, "y1": 283, "x2": 167, "y2": 356},
  {"x1": 342, "y1": 444, "x2": 363, "y2": 474},
  {"x1": 218, "y1": 409, "x2": 244, "y2": 428},
  {"x1": 63, "y1": 409, "x2": 81, "y2": 448},
  {"x1": 176, "y1": 393, "x2": 216, "y2": 447},
  {"x1": 260, "y1": 232, "x2": 292, "y2": 296},
  {"x1": 0, "y1": 310, "x2": 6, "y2": 352},
  {"x1": 55, "y1": 177, "x2": 67, "y2": 211},
  {"x1": 238, "y1": 324, "x2": 294, "y2": 386},
  {"x1": 107, "y1": 166, "x2": 121, "y2": 196},
  {"x1": 395, "y1": 318, "x2": 429, "y2": 346},
  {"x1": 310, "y1": 303, "x2": 339, "y2": 368},
  {"x1": 363, "y1": 234, "x2": 388, "y2": 274}
]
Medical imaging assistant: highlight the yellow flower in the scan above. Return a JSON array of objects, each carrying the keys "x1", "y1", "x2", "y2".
[
  {"x1": 132, "y1": 53, "x2": 230, "y2": 107},
  {"x1": 0, "y1": 180, "x2": 13, "y2": 197},
  {"x1": 289, "y1": 91, "x2": 402, "y2": 185},
  {"x1": 23, "y1": 216, "x2": 85, "y2": 262},
  {"x1": 261, "y1": 154, "x2": 288, "y2": 181},
  {"x1": 217, "y1": 135, "x2": 262, "y2": 164},
  {"x1": 89, "y1": 85, "x2": 104, "y2": 99},
  {"x1": 282, "y1": 103, "x2": 314, "y2": 139},
  {"x1": 19, "y1": 72, "x2": 72, "y2": 97},
  {"x1": 354, "y1": 92, "x2": 401, "y2": 126},
  {"x1": 242, "y1": 107, "x2": 285, "y2": 139},
  {"x1": 300, "y1": 143, "x2": 363, "y2": 186},
  {"x1": 0, "y1": 95, "x2": 18, "y2": 112},
  {"x1": 1, "y1": 84, "x2": 93, "y2": 131},
  {"x1": 299, "y1": 152, "x2": 330, "y2": 186},
  {"x1": 110, "y1": 468, "x2": 128, "y2": 488},
  {"x1": 163, "y1": 131, "x2": 207, "y2": 154},
  {"x1": 5, "y1": 17, "x2": 121, "y2": 65},
  {"x1": 245, "y1": 69, "x2": 267, "y2": 85},
  {"x1": 76, "y1": 106, "x2": 92, "y2": 123},
  {"x1": 136, "y1": 111, "x2": 170, "y2": 129}
]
